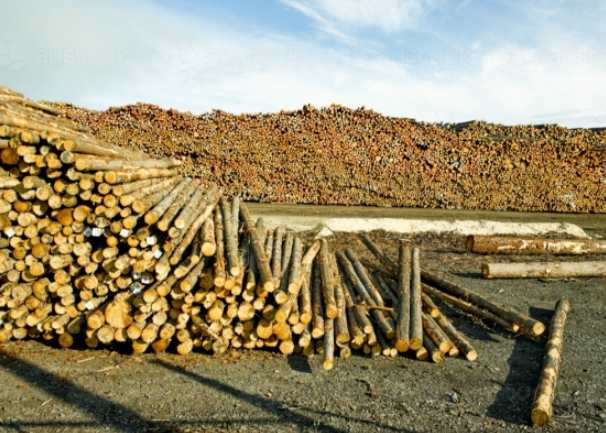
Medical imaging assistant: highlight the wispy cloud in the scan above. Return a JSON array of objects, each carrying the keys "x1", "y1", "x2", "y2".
[{"x1": 280, "y1": 0, "x2": 436, "y2": 37}]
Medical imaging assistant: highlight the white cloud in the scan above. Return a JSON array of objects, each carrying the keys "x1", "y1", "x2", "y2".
[
  {"x1": 0, "y1": 0, "x2": 605, "y2": 127},
  {"x1": 280, "y1": 0, "x2": 436, "y2": 36}
]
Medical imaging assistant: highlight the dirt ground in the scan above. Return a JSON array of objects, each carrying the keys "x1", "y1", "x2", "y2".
[{"x1": 1, "y1": 229, "x2": 606, "y2": 433}]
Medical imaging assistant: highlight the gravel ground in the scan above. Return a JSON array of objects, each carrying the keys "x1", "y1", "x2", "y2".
[{"x1": 1, "y1": 230, "x2": 605, "y2": 433}]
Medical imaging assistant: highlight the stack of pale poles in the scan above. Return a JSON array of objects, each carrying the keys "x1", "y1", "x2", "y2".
[
  {"x1": 1, "y1": 87, "x2": 573, "y2": 427},
  {"x1": 0, "y1": 89, "x2": 548, "y2": 367}
]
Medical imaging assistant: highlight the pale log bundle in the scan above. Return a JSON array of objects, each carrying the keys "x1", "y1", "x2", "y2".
[
  {"x1": 481, "y1": 261, "x2": 606, "y2": 279},
  {"x1": 531, "y1": 300, "x2": 571, "y2": 426},
  {"x1": 467, "y1": 235, "x2": 606, "y2": 255},
  {"x1": 0, "y1": 86, "x2": 556, "y2": 371}
]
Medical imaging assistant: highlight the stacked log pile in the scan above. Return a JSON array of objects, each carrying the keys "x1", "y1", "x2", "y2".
[
  {"x1": 55, "y1": 101, "x2": 606, "y2": 213},
  {"x1": 1, "y1": 86, "x2": 549, "y2": 369}
]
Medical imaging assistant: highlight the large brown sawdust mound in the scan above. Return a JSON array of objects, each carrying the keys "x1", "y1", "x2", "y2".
[{"x1": 55, "y1": 102, "x2": 606, "y2": 213}]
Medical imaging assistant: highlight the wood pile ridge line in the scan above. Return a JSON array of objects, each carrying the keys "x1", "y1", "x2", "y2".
[{"x1": 53, "y1": 98, "x2": 606, "y2": 213}]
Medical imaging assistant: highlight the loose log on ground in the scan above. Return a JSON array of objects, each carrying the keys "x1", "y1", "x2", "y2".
[
  {"x1": 422, "y1": 269, "x2": 545, "y2": 337},
  {"x1": 531, "y1": 299, "x2": 571, "y2": 427},
  {"x1": 422, "y1": 312, "x2": 451, "y2": 354},
  {"x1": 467, "y1": 235, "x2": 606, "y2": 255},
  {"x1": 422, "y1": 283, "x2": 518, "y2": 332},
  {"x1": 344, "y1": 248, "x2": 386, "y2": 307},
  {"x1": 481, "y1": 261, "x2": 606, "y2": 279},
  {"x1": 421, "y1": 292, "x2": 440, "y2": 319},
  {"x1": 429, "y1": 301, "x2": 478, "y2": 361},
  {"x1": 423, "y1": 332, "x2": 445, "y2": 363}
]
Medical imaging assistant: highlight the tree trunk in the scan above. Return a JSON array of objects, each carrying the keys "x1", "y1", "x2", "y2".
[
  {"x1": 467, "y1": 235, "x2": 606, "y2": 255},
  {"x1": 361, "y1": 234, "x2": 397, "y2": 274},
  {"x1": 482, "y1": 261, "x2": 606, "y2": 279},
  {"x1": 239, "y1": 203, "x2": 274, "y2": 293},
  {"x1": 531, "y1": 299, "x2": 571, "y2": 426},
  {"x1": 395, "y1": 244, "x2": 411, "y2": 353},
  {"x1": 319, "y1": 239, "x2": 338, "y2": 319},
  {"x1": 409, "y1": 248, "x2": 423, "y2": 351}
]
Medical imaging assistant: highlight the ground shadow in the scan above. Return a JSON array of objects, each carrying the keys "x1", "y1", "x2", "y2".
[
  {"x1": 0, "y1": 347, "x2": 151, "y2": 432},
  {"x1": 287, "y1": 353, "x2": 313, "y2": 374},
  {"x1": 153, "y1": 359, "x2": 409, "y2": 432},
  {"x1": 452, "y1": 271, "x2": 484, "y2": 280},
  {"x1": 485, "y1": 306, "x2": 552, "y2": 425}
]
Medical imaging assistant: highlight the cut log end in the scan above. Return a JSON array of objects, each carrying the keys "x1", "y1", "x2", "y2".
[
  {"x1": 326, "y1": 307, "x2": 338, "y2": 320},
  {"x1": 465, "y1": 235, "x2": 474, "y2": 253},
  {"x1": 263, "y1": 281, "x2": 275, "y2": 293},
  {"x1": 202, "y1": 244, "x2": 216, "y2": 257},
  {"x1": 533, "y1": 322, "x2": 546, "y2": 336},
  {"x1": 394, "y1": 339, "x2": 409, "y2": 353},
  {"x1": 229, "y1": 266, "x2": 240, "y2": 277},
  {"x1": 322, "y1": 359, "x2": 334, "y2": 371},
  {"x1": 531, "y1": 409, "x2": 550, "y2": 427},
  {"x1": 409, "y1": 337, "x2": 423, "y2": 351},
  {"x1": 466, "y1": 350, "x2": 478, "y2": 362}
]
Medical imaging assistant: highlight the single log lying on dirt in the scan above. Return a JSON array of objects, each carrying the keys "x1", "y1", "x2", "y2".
[
  {"x1": 481, "y1": 261, "x2": 606, "y2": 279},
  {"x1": 467, "y1": 235, "x2": 606, "y2": 255},
  {"x1": 422, "y1": 269, "x2": 545, "y2": 337},
  {"x1": 531, "y1": 299, "x2": 571, "y2": 427}
]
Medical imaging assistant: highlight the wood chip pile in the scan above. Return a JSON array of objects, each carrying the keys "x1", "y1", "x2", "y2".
[{"x1": 55, "y1": 101, "x2": 606, "y2": 213}]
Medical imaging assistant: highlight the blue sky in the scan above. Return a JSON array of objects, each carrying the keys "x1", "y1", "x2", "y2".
[{"x1": 1, "y1": 0, "x2": 605, "y2": 126}]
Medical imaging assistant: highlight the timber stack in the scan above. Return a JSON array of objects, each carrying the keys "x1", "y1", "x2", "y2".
[
  {"x1": 1, "y1": 85, "x2": 549, "y2": 369},
  {"x1": 56, "y1": 100, "x2": 606, "y2": 213}
]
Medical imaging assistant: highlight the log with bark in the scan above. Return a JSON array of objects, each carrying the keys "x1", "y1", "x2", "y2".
[
  {"x1": 422, "y1": 269, "x2": 545, "y2": 337},
  {"x1": 481, "y1": 261, "x2": 606, "y2": 279},
  {"x1": 467, "y1": 235, "x2": 606, "y2": 255},
  {"x1": 531, "y1": 299, "x2": 571, "y2": 427}
]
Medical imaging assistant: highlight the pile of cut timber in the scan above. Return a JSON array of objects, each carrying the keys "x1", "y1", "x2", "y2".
[
  {"x1": 1, "y1": 86, "x2": 547, "y2": 368},
  {"x1": 56, "y1": 100, "x2": 606, "y2": 212}
]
